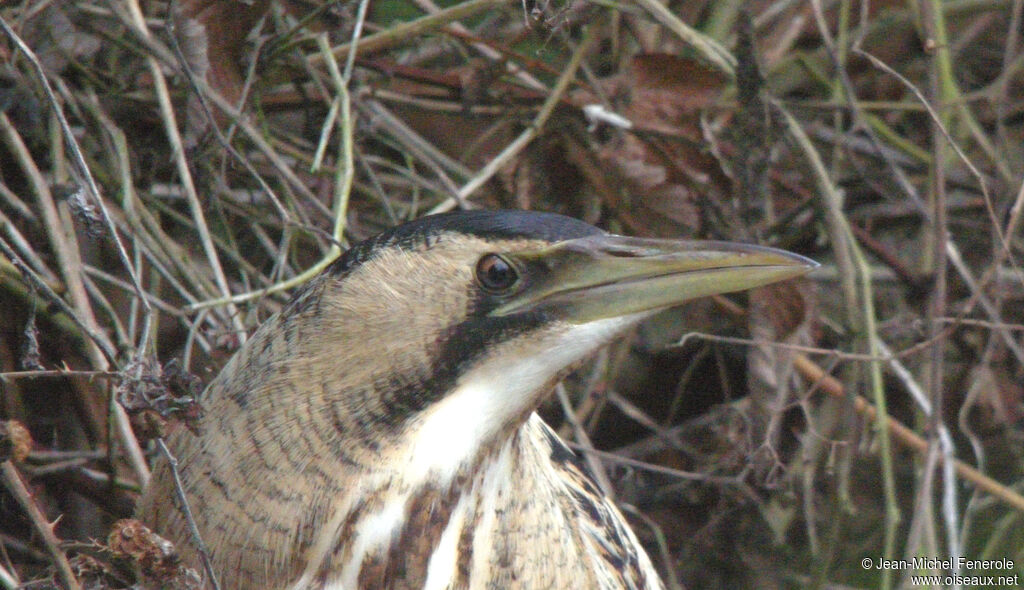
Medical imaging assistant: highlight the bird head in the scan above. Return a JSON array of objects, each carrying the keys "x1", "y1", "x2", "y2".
[{"x1": 213, "y1": 210, "x2": 816, "y2": 485}]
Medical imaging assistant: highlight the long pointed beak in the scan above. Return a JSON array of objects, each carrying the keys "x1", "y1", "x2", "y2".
[{"x1": 491, "y1": 234, "x2": 818, "y2": 323}]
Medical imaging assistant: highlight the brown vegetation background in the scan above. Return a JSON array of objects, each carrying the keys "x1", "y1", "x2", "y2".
[{"x1": 1, "y1": 0, "x2": 1023, "y2": 588}]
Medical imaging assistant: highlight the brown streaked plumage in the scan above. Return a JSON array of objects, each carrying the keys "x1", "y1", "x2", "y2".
[{"x1": 137, "y1": 210, "x2": 815, "y2": 589}]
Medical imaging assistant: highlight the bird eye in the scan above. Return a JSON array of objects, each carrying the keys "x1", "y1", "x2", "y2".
[{"x1": 475, "y1": 254, "x2": 518, "y2": 292}]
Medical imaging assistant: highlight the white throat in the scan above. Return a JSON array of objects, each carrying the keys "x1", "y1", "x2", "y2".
[
  {"x1": 291, "y1": 316, "x2": 636, "y2": 590},
  {"x1": 405, "y1": 316, "x2": 634, "y2": 484}
]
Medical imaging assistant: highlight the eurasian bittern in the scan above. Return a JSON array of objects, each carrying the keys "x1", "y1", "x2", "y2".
[{"x1": 137, "y1": 210, "x2": 815, "y2": 590}]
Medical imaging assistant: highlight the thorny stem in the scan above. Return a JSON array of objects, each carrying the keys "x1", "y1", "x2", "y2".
[
  {"x1": 156, "y1": 439, "x2": 222, "y2": 590},
  {"x1": 1, "y1": 462, "x2": 82, "y2": 590}
]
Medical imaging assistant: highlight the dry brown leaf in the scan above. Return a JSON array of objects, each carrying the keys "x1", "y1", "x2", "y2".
[
  {"x1": 173, "y1": 0, "x2": 272, "y2": 135},
  {"x1": 745, "y1": 278, "x2": 817, "y2": 463},
  {"x1": 0, "y1": 419, "x2": 32, "y2": 463},
  {"x1": 107, "y1": 518, "x2": 201, "y2": 588},
  {"x1": 587, "y1": 54, "x2": 730, "y2": 236}
]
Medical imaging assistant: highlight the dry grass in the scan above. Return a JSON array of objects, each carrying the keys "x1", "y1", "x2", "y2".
[{"x1": 1, "y1": 0, "x2": 1023, "y2": 588}]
